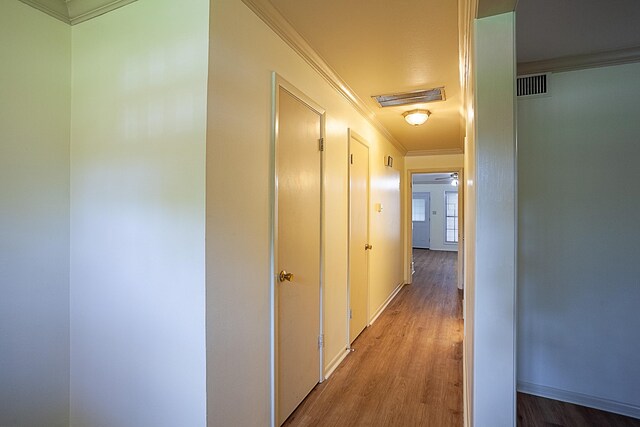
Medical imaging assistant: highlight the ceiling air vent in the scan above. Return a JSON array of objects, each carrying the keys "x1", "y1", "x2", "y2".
[
  {"x1": 372, "y1": 87, "x2": 445, "y2": 107},
  {"x1": 517, "y1": 73, "x2": 549, "y2": 97}
]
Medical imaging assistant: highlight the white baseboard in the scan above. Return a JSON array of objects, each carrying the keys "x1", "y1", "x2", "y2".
[
  {"x1": 324, "y1": 349, "x2": 350, "y2": 380},
  {"x1": 368, "y1": 282, "x2": 405, "y2": 326},
  {"x1": 518, "y1": 381, "x2": 640, "y2": 420},
  {"x1": 463, "y1": 341, "x2": 471, "y2": 427}
]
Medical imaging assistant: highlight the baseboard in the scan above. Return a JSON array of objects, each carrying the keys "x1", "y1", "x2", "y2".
[
  {"x1": 368, "y1": 282, "x2": 405, "y2": 326},
  {"x1": 518, "y1": 381, "x2": 640, "y2": 420},
  {"x1": 324, "y1": 349, "x2": 350, "y2": 380},
  {"x1": 463, "y1": 340, "x2": 471, "y2": 427}
]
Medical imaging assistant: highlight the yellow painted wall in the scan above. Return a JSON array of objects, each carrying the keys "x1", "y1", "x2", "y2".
[
  {"x1": 206, "y1": 1, "x2": 405, "y2": 424},
  {"x1": 70, "y1": 0, "x2": 209, "y2": 425},
  {"x1": 405, "y1": 154, "x2": 464, "y2": 170},
  {"x1": 0, "y1": 2, "x2": 71, "y2": 425}
]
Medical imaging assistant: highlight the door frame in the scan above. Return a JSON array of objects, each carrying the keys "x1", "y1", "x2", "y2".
[
  {"x1": 270, "y1": 73, "x2": 326, "y2": 427},
  {"x1": 406, "y1": 168, "x2": 464, "y2": 289},
  {"x1": 347, "y1": 129, "x2": 370, "y2": 349}
]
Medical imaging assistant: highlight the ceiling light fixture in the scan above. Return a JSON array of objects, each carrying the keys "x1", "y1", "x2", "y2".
[{"x1": 403, "y1": 109, "x2": 430, "y2": 126}]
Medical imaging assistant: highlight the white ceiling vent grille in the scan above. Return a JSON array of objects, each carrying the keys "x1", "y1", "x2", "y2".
[
  {"x1": 372, "y1": 87, "x2": 445, "y2": 107},
  {"x1": 517, "y1": 73, "x2": 549, "y2": 97}
]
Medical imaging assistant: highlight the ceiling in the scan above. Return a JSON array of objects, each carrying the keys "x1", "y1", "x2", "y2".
[
  {"x1": 267, "y1": 0, "x2": 464, "y2": 154},
  {"x1": 18, "y1": 0, "x2": 136, "y2": 25},
  {"x1": 517, "y1": 0, "x2": 640, "y2": 64},
  {"x1": 21, "y1": 0, "x2": 639, "y2": 152}
]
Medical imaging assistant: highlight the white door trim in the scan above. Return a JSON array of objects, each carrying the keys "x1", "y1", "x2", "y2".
[{"x1": 270, "y1": 73, "x2": 326, "y2": 427}]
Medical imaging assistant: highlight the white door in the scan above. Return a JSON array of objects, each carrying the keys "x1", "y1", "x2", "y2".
[
  {"x1": 412, "y1": 192, "x2": 430, "y2": 248},
  {"x1": 349, "y1": 134, "x2": 369, "y2": 344},
  {"x1": 276, "y1": 86, "x2": 322, "y2": 426}
]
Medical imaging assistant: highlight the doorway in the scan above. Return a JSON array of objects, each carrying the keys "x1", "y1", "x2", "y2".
[
  {"x1": 408, "y1": 171, "x2": 463, "y2": 288},
  {"x1": 273, "y1": 77, "x2": 325, "y2": 426}
]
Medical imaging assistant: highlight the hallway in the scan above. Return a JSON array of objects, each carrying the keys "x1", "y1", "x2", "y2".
[{"x1": 284, "y1": 249, "x2": 463, "y2": 426}]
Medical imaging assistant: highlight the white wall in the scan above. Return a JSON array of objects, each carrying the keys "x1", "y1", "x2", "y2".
[
  {"x1": 473, "y1": 12, "x2": 517, "y2": 426},
  {"x1": 69, "y1": 0, "x2": 209, "y2": 425},
  {"x1": 517, "y1": 63, "x2": 640, "y2": 417},
  {"x1": 412, "y1": 183, "x2": 458, "y2": 252},
  {"x1": 206, "y1": 1, "x2": 404, "y2": 425},
  {"x1": 0, "y1": 2, "x2": 71, "y2": 426}
]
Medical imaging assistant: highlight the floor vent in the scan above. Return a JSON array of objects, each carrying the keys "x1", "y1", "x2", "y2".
[{"x1": 517, "y1": 73, "x2": 549, "y2": 97}]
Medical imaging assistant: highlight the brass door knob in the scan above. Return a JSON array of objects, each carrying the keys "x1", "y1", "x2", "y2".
[
  {"x1": 279, "y1": 270, "x2": 294, "y2": 282},
  {"x1": 365, "y1": 244, "x2": 373, "y2": 250}
]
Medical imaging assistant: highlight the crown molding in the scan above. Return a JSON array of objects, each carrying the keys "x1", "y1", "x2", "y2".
[
  {"x1": 518, "y1": 46, "x2": 640, "y2": 75},
  {"x1": 240, "y1": 0, "x2": 407, "y2": 155},
  {"x1": 19, "y1": 0, "x2": 69, "y2": 23},
  {"x1": 18, "y1": 0, "x2": 138, "y2": 25},
  {"x1": 68, "y1": 0, "x2": 138, "y2": 25},
  {"x1": 406, "y1": 148, "x2": 464, "y2": 157}
]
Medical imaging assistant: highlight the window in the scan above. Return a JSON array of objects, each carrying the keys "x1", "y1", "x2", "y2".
[
  {"x1": 412, "y1": 198, "x2": 426, "y2": 221},
  {"x1": 445, "y1": 191, "x2": 458, "y2": 243}
]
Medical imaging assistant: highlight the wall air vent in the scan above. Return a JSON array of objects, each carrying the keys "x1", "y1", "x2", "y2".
[
  {"x1": 517, "y1": 73, "x2": 549, "y2": 97},
  {"x1": 372, "y1": 87, "x2": 445, "y2": 108}
]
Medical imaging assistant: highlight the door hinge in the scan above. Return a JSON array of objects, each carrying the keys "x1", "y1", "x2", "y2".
[
  {"x1": 319, "y1": 137, "x2": 324, "y2": 151},
  {"x1": 349, "y1": 308, "x2": 353, "y2": 319},
  {"x1": 318, "y1": 334, "x2": 324, "y2": 349},
  {"x1": 350, "y1": 154, "x2": 353, "y2": 164}
]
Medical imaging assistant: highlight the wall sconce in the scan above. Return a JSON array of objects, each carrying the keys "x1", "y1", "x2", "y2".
[
  {"x1": 385, "y1": 156, "x2": 393, "y2": 167},
  {"x1": 403, "y1": 109, "x2": 430, "y2": 126}
]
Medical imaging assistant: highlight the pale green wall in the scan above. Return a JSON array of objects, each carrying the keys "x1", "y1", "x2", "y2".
[
  {"x1": 69, "y1": 0, "x2": 208, "y2": 425},
  {"x1": 518, "y1": 63, "x2": 640, "y2": 417},
  {"x1": 0, "y1": 2, "x2": 71, "y2": 426}
]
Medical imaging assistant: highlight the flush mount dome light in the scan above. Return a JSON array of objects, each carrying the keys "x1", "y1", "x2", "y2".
[{"x1": 403, "y1": 109, "x2": 430, "y2": 126}]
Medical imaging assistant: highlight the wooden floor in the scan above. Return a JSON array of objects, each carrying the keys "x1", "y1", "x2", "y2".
[
  {"x1": 518, "y1": 392, "x2": 640, "y2": 427},
  {"x1": 283, "y1": 249, "x2": 463, "y2": 427}
]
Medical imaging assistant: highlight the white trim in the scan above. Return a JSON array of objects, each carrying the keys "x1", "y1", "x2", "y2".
[
  {"x1": 463, "y1": 339, "x2": 471, "y2": 427},
  {"x1": 518, "y1": 381, "x2": 640, "y2": 420},
  {"x1": 240, "y1": 0, "x2": 407, "y2": 155},
  {"x1": 69, "y1": 0, "x2": 138, "y2": 25},
  {"x1": 368, "y1": 282, "x2": 405, "y2": 326},
  {"x1": 518, "y1": 46, "x2": 640, "y2": 75},
  {"x1": 324, "y1": 349, "x2": 351, "y2": 380}
]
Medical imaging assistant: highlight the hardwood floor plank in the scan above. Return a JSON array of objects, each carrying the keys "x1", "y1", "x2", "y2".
[
  {"x1": 283, "y1": 249, "x2": 463, "y2": 426},
  {"x1": 517, "y1": 391, "x2": 640, "y2": 426}
]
